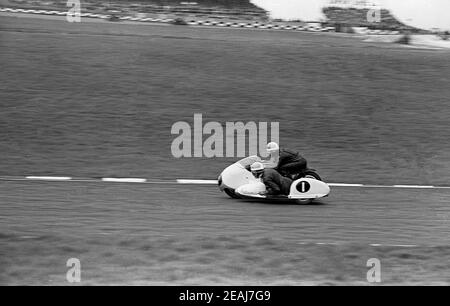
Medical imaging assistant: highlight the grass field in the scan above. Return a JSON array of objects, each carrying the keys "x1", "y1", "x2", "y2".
[
  {"x1": 1, "y1": 14, "x2": 450, "y2": 285},
  {"x1": 1, "y1": 15, "x2": 450, "y2": 184}
]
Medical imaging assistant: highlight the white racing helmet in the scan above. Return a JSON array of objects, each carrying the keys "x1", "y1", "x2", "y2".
[
  {"x1": 250, "y1": 162, "x2": 265, "y2": 177},
  {"x1": 266, "y1": 142, "x2": 279, "y2": 154},
  {"x1": 250, "y1": 162, "x2": 264, "y2": 171}
]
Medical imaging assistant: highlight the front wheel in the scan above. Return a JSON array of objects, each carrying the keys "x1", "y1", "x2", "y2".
[{"x1": 224, "y1": 188, "x2": 240, "y2": 199}]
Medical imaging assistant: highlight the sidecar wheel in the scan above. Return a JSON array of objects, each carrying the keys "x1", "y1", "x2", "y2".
[{"x1": 224, "y1": 188, "x2": 240, "y2": 199}]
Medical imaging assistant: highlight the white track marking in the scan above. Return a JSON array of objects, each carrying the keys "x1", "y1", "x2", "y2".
[
  {"x1": 101, "y1": 178, "x2": 147, "y2": 183},
  {"x1": 393, "y1": 185, "x2": 435, "y2": 189},
  {"x1": 177, "y1": 179, "x2": 218, "y2": 185},
  {"x1": 0, "y1": 177, "x2": 449, "y2": 189},
  {"x1": 329, "y1": 183, "x2": 364, "y2": 187},
  {"x1": 95, "y1": 179, "x2": 170, "y2": 184},
  {"x1": 0, "y1": 177, "x2": 170, "y2": 184},
  {"x1": 25, "y1": 176, "x2": 72, "y2": 181}
]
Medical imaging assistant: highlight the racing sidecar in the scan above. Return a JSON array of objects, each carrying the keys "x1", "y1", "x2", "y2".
[{"x1": 218, "y1": 156, "x2": 330, "y2": 204}]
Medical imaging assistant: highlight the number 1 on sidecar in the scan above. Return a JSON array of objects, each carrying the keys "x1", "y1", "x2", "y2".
[{"x1": 235, "y1": 177, "x2": 330, "y2": 204}]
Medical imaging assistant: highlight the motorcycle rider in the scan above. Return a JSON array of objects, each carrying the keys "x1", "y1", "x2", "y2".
[
  {"x1": 250, "y1": 161, "x2": 265, "y2": 179},
  {"x1": 251, "y1": 162, "x2": 293, "y2": 196},
  {"x1": 262, "y1": 142, "x2": 307, "y2": 179}
]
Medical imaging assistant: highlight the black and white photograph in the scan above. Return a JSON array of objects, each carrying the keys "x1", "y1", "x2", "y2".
[{"x1": 0, "y1": 0, "x2": 449, "y2": 289}]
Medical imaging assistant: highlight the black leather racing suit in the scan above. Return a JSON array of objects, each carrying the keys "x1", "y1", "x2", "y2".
[
  {"x1": 262, "y1": 168, "x2": 293, "y2": 196},
  {"x1": 276, "y1": 148, "x2": 307, "y2": 176}
]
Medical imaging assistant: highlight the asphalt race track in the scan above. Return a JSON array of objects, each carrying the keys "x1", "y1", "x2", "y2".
[
  {"x1": 0, "y1": 13, "x2": 449, "y2": 285},
  {"x1": 1, "y1": 179, "x2": 450, "y2": 285}
]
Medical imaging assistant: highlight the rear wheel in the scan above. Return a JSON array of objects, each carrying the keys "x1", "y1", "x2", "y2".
[{"x1": 302, "y1": 170, "x2": 322, "y2": 181}]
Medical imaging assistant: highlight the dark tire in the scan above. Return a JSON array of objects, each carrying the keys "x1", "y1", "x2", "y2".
[
  {"x1": 302, "y1": 170, "x2": 322, "y2": 181},
  {"x1": 224, "y1": 188, "x2": 240, "y2": 199}
]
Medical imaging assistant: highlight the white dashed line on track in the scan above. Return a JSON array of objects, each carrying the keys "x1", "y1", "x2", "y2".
[
  {"x1": 101, "y1": 178, "x2": 148, "y2": 183},
  {"x1": 328, "y1": 183, "x2": 364, "y2": 187},
  {"x1": 177, "y1": 179, "x2": 218, "y2": 185},
  {"x1": 392, "y1": 185, "x2": 435, "y2": 189},
  {"x1": 1, "y1": 177, "x2": 450, "y2": 189},
  {"x1": 25, "y1": 176, "x2": 72, "y2": 181}
]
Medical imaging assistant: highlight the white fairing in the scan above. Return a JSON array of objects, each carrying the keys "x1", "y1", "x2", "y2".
[
  {"x1": 288, "y1": 178, "x2": 330, "y2": 199},
  {"x1": 220, "y1": 156, "x2": 261, "y2": 190}
]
